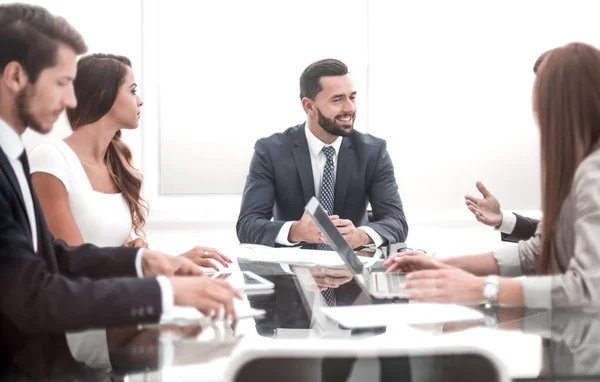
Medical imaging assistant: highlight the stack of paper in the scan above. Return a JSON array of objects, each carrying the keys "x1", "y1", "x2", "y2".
[
  {"x1": 321, "y1": 303, "x2": 484, "y2": 329},
  {"x1": 160, "y1": 304, "x2": 265, "y2": 326}
]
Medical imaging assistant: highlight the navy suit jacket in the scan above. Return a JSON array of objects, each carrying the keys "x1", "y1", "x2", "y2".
[
  {"x1": 237, "y1": 123, "x2": 408, "y2": 246},
  {"x1": 0, "y1": 146, "x2": 162, "y2": 364},
  {"x1": 501, "y1": 213, "x2": 540, "y2": 243}
]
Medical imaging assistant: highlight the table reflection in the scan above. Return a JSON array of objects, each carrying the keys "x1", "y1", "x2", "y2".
[{"x1": 3, "y1": 258, "x2": 600, "y2": 381}]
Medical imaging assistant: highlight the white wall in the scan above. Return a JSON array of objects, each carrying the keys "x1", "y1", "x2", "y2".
[
  {"x1": 16, "y1": 0, "x2": 600, "y2": 233},
  {"x1": 19, "y1": 0, "x2": 144, "y2": 171},
  {"x1": 369, "y1": 0, "x2": 600, "y2": 221},
  {"x1": 155, "y1": 0, "x2": 369, "y2": 195}
]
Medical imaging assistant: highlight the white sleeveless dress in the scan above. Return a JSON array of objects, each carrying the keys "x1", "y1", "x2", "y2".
[
  {"x1": 28, "y1": 139, "x2": 132, "y2": 247},
  {"x1": 28, "y1": 138, "x2": 134, "y2": 368}
]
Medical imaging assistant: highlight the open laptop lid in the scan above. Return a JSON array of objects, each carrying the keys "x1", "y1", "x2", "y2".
[{"x1": 304, "y1": 197, "x2": 365, "y2": 275}]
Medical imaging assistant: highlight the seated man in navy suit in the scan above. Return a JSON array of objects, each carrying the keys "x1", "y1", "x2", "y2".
[{"x1": 237, "y1": 59, "x2": 408, "y2": 249}]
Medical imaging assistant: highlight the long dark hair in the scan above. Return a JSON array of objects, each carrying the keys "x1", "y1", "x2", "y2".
[
  {"x1": 66, "y1": 53, "x2": 148, "y2": 237},
  {"x1": 535, "y1": 43, "x2": 600, "y2": 273}
]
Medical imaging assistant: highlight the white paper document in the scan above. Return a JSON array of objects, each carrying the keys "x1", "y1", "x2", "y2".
[
  {"x1": 236, "y1": 245, "x2": 373, "y2": 267},
  {"x1": 321, "y1": 303, "x2": 485, "y2": 329},
  {"x1": 160, "y1": 303, "x2": 265, "y2": 326}
]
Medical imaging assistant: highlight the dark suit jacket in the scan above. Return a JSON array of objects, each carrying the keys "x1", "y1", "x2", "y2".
[
  {"x1": 236, "y1": 124, "x2": 408, "y2": 246},
  {"x1": 501, "y1": 213, "x2": 539, "y2": 243},
  {"x1": 0, "y1": 147, "x2": 162, "y2": 364}
]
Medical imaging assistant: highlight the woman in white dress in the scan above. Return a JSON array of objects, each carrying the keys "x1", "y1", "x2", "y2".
[{"x1": 29, "y1": 53, "x2": 230, "y2": 270}]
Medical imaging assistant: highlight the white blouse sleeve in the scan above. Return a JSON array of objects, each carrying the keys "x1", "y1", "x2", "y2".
[{"x1": 28, "y1": 141, "x2": 72, "y2": 193}]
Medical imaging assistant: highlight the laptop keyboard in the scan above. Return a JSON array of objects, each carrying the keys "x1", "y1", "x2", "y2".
[{"x1": 374, "y1": 273, "x2": 406, "y2": 294}]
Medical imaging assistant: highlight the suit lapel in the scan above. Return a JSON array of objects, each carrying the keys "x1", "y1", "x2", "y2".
[
  {"x1": 292, "y1": 124, "x2": 315, "y2": 205},
  {"x1": 0, "y1": 148, "x2": 32, "y2": 233},
  {"x1": 334, "y1": 138, "x2": 353, "y2": 215}
]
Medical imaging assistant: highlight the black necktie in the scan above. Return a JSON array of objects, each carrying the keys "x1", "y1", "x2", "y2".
[
  {"x1": 318, "y1": 146, "x2": 336, "y2": 306},
  {"x1": 18, "y1": 150, "x2": 30, "y2": 179},
  {"x1": 18, "y1": 150, "x2": 39, "y2": 252}
]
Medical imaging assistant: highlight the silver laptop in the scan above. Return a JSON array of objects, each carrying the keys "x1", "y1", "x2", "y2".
[{"x1": 305, "y1": 197, "x2": 407, "y2": 299}]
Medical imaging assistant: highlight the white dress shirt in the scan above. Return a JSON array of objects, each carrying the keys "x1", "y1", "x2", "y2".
[
  {"x1": 275, "y1": 124, "x2": 384, "y2": 247},
  {"x1": 496, "y1": 211, "x2": 517, "y2": 234},
  {"x1": 0, "y1": 118, "x2": 38, "y2": 252}
]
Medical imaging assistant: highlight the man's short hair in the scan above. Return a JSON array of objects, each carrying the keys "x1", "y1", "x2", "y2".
[
  {"x1": 0, "y1": 3, "x2": 87, "y2": 83},
  {"x1": 299, "y1": 59, "x2": 348, "y2": 100}
]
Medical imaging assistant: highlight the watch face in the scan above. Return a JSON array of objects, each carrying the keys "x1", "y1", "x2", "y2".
[{"x1": 483, "y1": 283, "x2": 498, "y2": 299}]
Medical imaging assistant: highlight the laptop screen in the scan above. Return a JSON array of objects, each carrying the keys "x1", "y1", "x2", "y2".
[{"x1": 304, "y1": 197, "x2": 364, "y2": 275}]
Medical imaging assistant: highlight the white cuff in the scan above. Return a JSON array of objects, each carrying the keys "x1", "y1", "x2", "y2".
[
  {"x1": 135, "y1": 248, "x2": 144, "y2": 277},
  {"x1": 492, "y1": 245, "x2": 522, "y2": 277},
  {"x1": 156, "y1": 275, "x2": 174, "y2": 316},
  {"x1": 497, "y1": 211, "x2": 517, "y2": 234},
  {"x1": 275, "y1": 221, "x2": 300, "y2": 246},
  {"x1": 522, "y1": 276, "x2": 552, "y2": 309},
  {"x1": 359, "y1": 226, "x2": 384, "y2": 248}
]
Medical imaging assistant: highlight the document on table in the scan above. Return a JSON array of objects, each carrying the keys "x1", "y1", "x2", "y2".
[
  {"x1": 236, "y1": 245, "x2": 375, "y2": 267},
  {"x1": 321, "y1": 303, "x2": 485, "y2": 329},
  {"x1": 160, "y1": 303, "x2": 265, "y2": 326}
]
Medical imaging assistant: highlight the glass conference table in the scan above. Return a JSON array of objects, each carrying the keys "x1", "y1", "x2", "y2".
[{"x1": 3, "y1": 252, "x2": 600, "y2": 382}]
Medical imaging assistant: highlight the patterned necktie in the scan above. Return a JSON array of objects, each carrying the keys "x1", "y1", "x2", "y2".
[
  {"x1": 319, "y1": 146, "x2": 336, "y2": 219},
  {"x1": 318, "y1": 146, "x2": 336, "y2": 306}
]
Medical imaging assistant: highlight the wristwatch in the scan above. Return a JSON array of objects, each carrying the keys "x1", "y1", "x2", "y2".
[{"x1": 482, "y1": 275, "x2": 500, "y2": 307}]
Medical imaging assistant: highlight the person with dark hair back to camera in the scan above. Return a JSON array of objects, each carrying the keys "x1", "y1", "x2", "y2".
[
  {"x1": 237, "y1": 59, "x2": 408, "y2": 250},
  {"x1": 0, "y1": 3, "x2": 239, "y2": 365}
]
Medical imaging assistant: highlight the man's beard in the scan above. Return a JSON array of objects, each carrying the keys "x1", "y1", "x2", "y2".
[
  {"x1": 16, "y1": 85, "x2": 46, "y2": 134},
  {"x1": 316, "y1": 107, "x2": 354, "y2": 137}
]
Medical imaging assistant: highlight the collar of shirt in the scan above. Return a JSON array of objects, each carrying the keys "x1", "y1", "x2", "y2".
[
  {"x1": 304, "y1": 122, "x2": 343, "y2": 159},
  {"x1": 0, "y1": 117, "x2": 25, "y2": 160}
]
